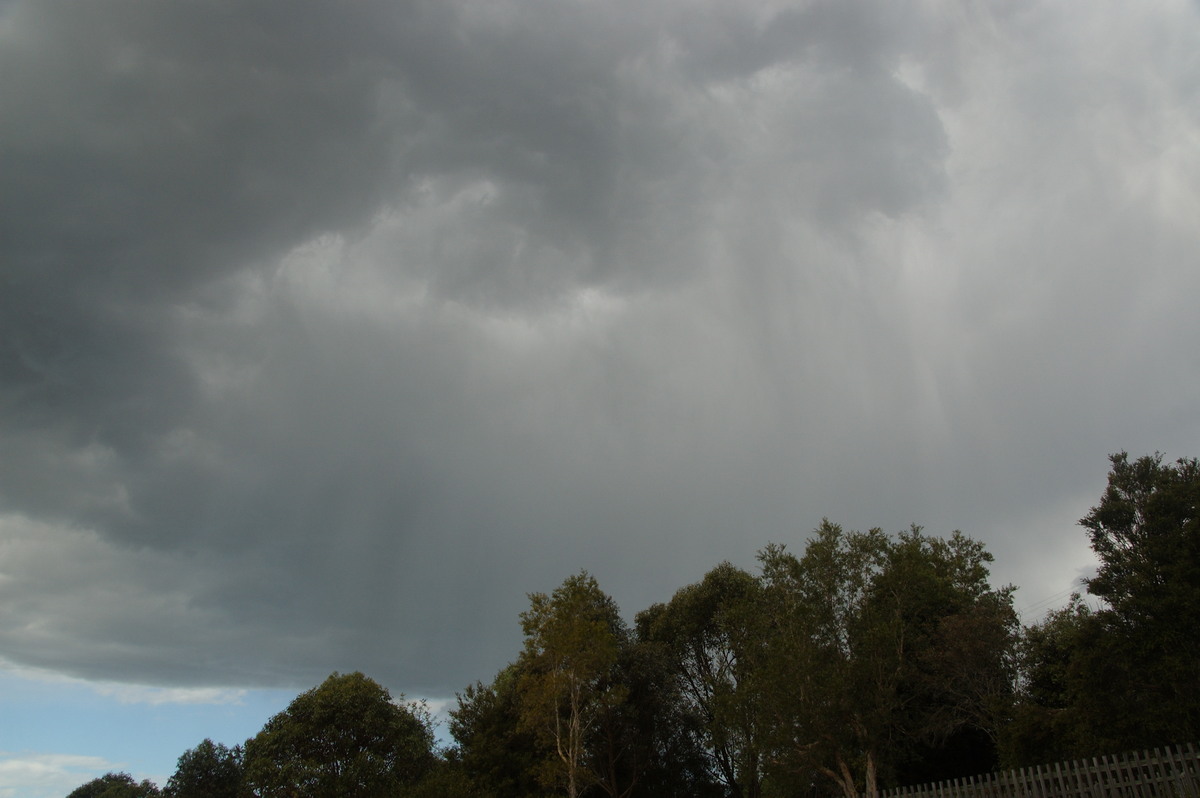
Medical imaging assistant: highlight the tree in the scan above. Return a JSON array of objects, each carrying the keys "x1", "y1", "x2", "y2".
[
  {"x1": 589, "y1": 635, "x2": 701, "y2": 798},
  {"x1": 450, "y1": 665, "x2": 551, "y2": 798},
  {"x1": 1071, "y1": 452, "x2": 1199, "y2": 749},
  {"x1": 877, "y1": 531, "x2": 1018, "y2": 785},
  {"x1": 1003, "y1": 452, "x2": 1200, "y2": 760},
  {"x1": 242, "y1": 671, "x2": 434, "y2": 798},
  {"x1": 756, "y1": 522, "x2": 1016, "y2": 798},
  {"x1": 404, "y1": 752, "x2": 487, "y2": 798},
  {"x1": 516, "y1": 571, "x2": 627, "y2": 798},
  {"x1": 756, "y1": 523, "x2": 891, "y2": 798},
  {"x1": 163, "y1": 739, "x2": 245, "y2": 798},
  {"x1": 67, "y1": 772, "x2": 161, "y2": 798},
  {"x1": 1001, "y1": 596, "x2": 1096, "y2": 765},
  {"x1": 636, "y1": 562, "x2": 764, "y2": 798},
  {"x1": 1083, "y1": 452, "x2": 1200, "y2": 629},
  {"x1": 1083, "y1": 451, "x2": 1200, "y2": 638}
]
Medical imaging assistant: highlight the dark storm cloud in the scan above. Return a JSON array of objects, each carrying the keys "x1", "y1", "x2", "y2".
[
  {"x1": 2, "y1": 0, "x2": 1199, "y2": 694},
  {"x1": 1, "y1": 1, "x2": 405, "y2": 459}
]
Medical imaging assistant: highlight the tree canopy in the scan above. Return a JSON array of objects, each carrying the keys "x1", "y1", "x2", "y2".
[
  {"x1": 66, "y1": 772, "x2": 162, "y2": 798},
  {"x1": 516, "y1": 571, "x2": 629, "y2": 798},
  {"x1": 755, "y1": 523, "x2": 1017, "y2": 797},
  {"x1": 1083, "y1": 452, "x2": 1200, "y2": 632},
  {"x1": 451, "y1": 665, "x2": 550, "y2": 798},
  {"x1": 162, "y1": 738, "x2": 244, "y2": 798},
  {"x1": 242, "y1": 671, "x2": 434, "y2": 798},
  {"x1": 1006, "y1": 452, "x2": 1200, "y2": 759},
  {"x1": 637, "y1": 562, "x2": 765, "y2": 798}
]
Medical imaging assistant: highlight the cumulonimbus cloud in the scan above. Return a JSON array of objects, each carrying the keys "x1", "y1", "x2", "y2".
[{"x1": 1, "y1": 0, "x2": 1197, "y2": 695}]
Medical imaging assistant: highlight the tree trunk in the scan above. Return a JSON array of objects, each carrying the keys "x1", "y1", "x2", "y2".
[
  {"x1": 864, "y1": 749, "x2": 878, "y2": 798},
  {"x1": 824, "y1": 753, "x2": 859, "y2": 798}
]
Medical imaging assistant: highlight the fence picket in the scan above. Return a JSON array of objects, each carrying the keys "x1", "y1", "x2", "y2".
[
  {"x1": 1181, "y1": 743, "x2": 1200, "y2": 795},
  {"x1": 1132, "y1": 747, "x2": 1151, "y2": 798},
  {"x1": 1094, "y1": 755, "x2": 1107, "y2": 798},
  {"x1": 1113, "y1": 749, "x2": 1134, "y2": 798},
  {"x1": 1105, "y1": 754, "x2": 1118, "y2": 798}
]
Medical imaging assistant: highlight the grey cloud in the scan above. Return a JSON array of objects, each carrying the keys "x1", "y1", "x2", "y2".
[{"x1": 1, "y1": 0, "x2": 1198, "y2": 695}]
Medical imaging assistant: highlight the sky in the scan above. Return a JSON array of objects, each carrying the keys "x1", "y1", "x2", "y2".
[{"x1": 1, "y1": 0, "x2": 1199, "y2": 794}]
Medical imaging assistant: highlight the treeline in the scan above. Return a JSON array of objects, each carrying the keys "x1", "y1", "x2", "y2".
[{"x1": 67, "y1": 452, "x2": 1200, "y2": 798}]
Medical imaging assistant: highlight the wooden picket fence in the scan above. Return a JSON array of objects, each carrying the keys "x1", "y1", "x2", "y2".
[{"x1": 875, "y1": 743, "x2": 1200, "y2": 798}]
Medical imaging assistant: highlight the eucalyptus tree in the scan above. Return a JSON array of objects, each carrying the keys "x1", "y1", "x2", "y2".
[
  {"x1": 242, "y1": 671, "x2": 434, "y2": 798},
  {"x1": 756, "y1": 522, "x2": 1017, "y2": 798},
  {"x1": 451, "y1": 665, "x2": 550, "y2": 798},
  {"x1": 1080, "y1": 452, "x2": 1200, "y2": 747},
  {"x1": 1007, "y1": 452, "x2": 1200, "y2": 758},
  {"x1": 66, "y1": 772, "x2": 161, "y2": 798},
  {"x1": 636, "y1": 562, "x2": 765, "y2": 798},
  {"x1": 516, "y1": 571, "x2": 628, "y2": 798},
  {"x1": 163, "y1": 738, "x2": 244, "y2": 798}
]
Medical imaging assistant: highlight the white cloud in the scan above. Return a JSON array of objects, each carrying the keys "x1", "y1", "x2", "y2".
[
  {"x1": 92, "y1": 684, "x2": 247, "y2": 707},
  {"x1": 0, "y1": 752, "x2": 116, "y2": 798},
  {"x1": 0, "y1": 656, "x2": 246, "y2": 706}
]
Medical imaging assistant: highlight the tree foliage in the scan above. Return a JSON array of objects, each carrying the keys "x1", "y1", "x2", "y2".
[
  {"x1": 1002, "y1": 596, "x2": 1096, "y2": 765},
  {"x1": 1082, "y1": 452, "x2": 1200, "y2": 634},
  {"x1": 242, "y1": 671, "x2": 434, "y2": 798},
  {"x1": 67, "y1": 772, "x2": 162, "y2": 798},
  {"x1": 756, "y1": 522, "x2": 1016, "y2": 797},
  {"x1": 163, "y1": 738, "x2": 245, "y2": 798},
  {"x1": 589, "y1": 633, "x2": 703, "y2": 798},
  {"x1": 1008, "y1": 452, "x2": 1200, "y2": 759},
  {"x1": 516, "y1": 571, "x2": 628, "y2": 798},
  {"x1": 451, "y1": 665, "x2": 551, "y2": 798},
  {"x1": 637, "y1": 562, "x2": 765, "y2": 798}
]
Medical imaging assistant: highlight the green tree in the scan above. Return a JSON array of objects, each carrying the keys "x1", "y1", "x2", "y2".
[
  {"x1": 1004, "y1": 452, "x2": 1200, "y2": 761},
  {"x1": 242, "y1": 671, "x2": 434, "y2": 798},
  {"x1": 163, "y1": 739, "x2": 245, "y2": 798},
  {"x1": 1012, "y1": 452, "x2": 1200, "y2": 755},
  {"x1": 636, "y1": 562, "x2": 764, "y2": 798},
  {"x1": 1082, "y1": 452, "x2": 1200, "y2": 629},
  {"x1": 589, "y1": 635, "x2": 701, "y2": 798},
  {"x1": 875, "y1": 530, "x2": 1017, "y2": 785},
  {"x1": 756, "y1": 522, "x2": 1016, "y2": 798},
  {"x1": 756, "y1": 523, "x2": 891, "y2": 798},
  {"x1": 1001, "y1": 596, "x2": 1096, "y2": 765},
  {"x1": 451, "y1": 665, "x2": 551, "y2": 798},
  {"x1": 516, "y1": 571, "x2": 627, "y2": 798},
  {"x1": 66, "y1": 772, "x2": 161, "y2": 798},
  {"x1": 404, "y1": 752, "x2": 486, "y2": 798}
]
